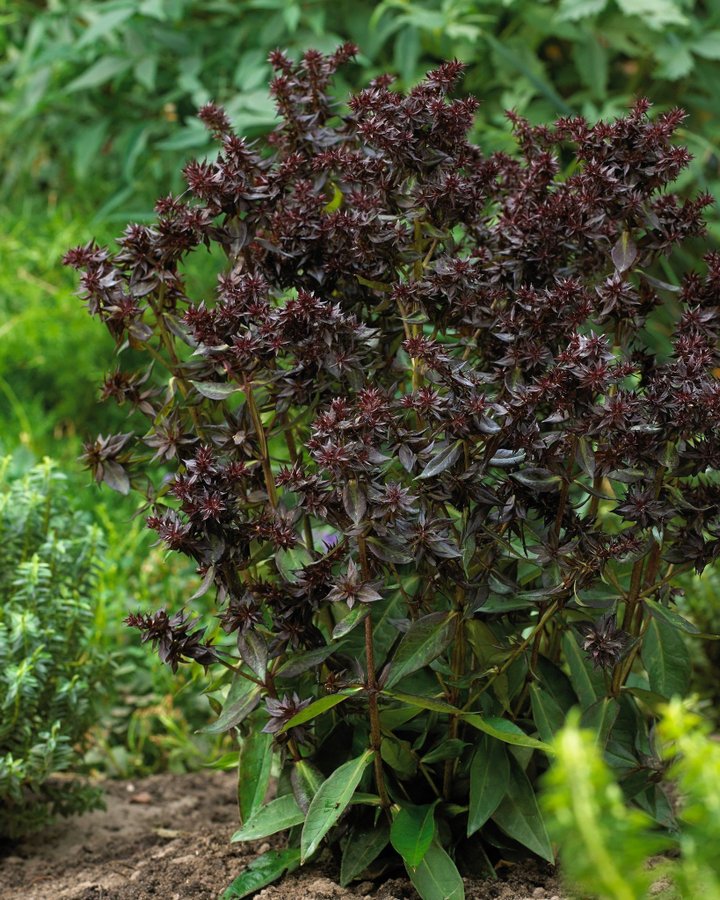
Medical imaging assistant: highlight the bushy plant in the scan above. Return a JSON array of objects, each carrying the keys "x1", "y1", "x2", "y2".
[
  {"x1": 0, "y1": 458, "x2": 106, "y2": 838},
  {"x1": 67, "y1": 48, "x2": 720, "y2": 898},
  {"x1": 542, "y1": 699, "x2": 720, "y2": 899}
]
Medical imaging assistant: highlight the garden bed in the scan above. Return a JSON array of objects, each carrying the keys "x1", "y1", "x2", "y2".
[{"x1": 0, "y1": 772, "x2": 566, "y2": 899}]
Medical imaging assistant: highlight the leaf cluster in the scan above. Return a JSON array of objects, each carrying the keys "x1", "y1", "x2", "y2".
[{"x1": 68, "y1": 50, "x2": 720, "y2": 897}]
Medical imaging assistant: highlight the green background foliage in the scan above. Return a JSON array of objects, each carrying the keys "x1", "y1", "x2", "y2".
[{"x1": 0, "y1": 458, "x2": 106, "y2": 836}]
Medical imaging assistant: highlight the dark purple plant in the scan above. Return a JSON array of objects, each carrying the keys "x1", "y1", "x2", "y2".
[{"x1": 67, "y1": 45, "x2": 719, "y2": 895}]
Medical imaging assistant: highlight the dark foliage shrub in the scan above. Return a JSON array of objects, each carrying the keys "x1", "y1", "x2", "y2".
[
  {"x1": 67, "y1": 47, "x2": 720, "y2": 897},
  {"x1": 0, "y1": 459, "x2": 105, "y2": 838}
]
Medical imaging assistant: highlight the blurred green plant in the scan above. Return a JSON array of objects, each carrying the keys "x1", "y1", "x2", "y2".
[
  {"x1": 541, "y1": 699, "x2": 720, "y2": 900},
  {"x1": 0, "y1": 202, "x2": 119, "y2": 460},
  {"x1": 3, "y1": 0, "x2": 720, "y2": 224},
  {"x1": 0, "y1": 456, "x2": 106, "y2": 838}
]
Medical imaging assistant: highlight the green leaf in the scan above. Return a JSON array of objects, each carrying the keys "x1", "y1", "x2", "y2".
[
  {"x1": 562, "y1": 631, "x2": 604, "y2": 710},
  {"x1": 238, "y1": 729, "x2": 273, "y2": 824},
  {"x1": 276, "y1": 642, "x2": 343, "y2": 678},
  {"x1": 641, "y1": 617, "x2": 691, "y2": 699},
  {"x1": 468, "y1": 737, "x2": 510, "y2": 836},
  {"x1": 231, "y1": 794, "x2": 305, "y2": 842},
  {"x1": 465, "y1": 715, "x2": 553, "y2": 754},
  {"x1": 530, "y1": 684, "x2": 566, "y2": 745},
  {"x1": 580, "y1": 698, "x2": 620, "y2": 749},
  {"x1": 391, "y1": 803, "x2": 436, "y2": 867},
  {"x1": 692, "y1": 30, "x2": 720, "y2": 60},
  {"x1": 484, "y1": 34, "x2": 573, "y2": 115},
  {"x1": 655, "y1": 42, "x2": 694, "y2": 80},
  {"x1": 492, "y1": 758, "x2": 554, "y2": 862},
  {"x1": 66, "y1": 56, "x2": 131, "y2": 92},
  {"x1": 202, "y1": 676, "x2": 261, "y2": 734},
  {"x1": 381, "y1": 736, "x2": 417, "y2": 778},
  {"x1": 301, "y1": 750, "x2": 375, "y2": 862},
  {"x1": 385, "y1": 613, "x2": 457, "y2": 688},
  {"x1": 558, "y1": 0, "x2": 608, "y2": 20},
  {"x1": 76, "y1": 6, "x2": 136, "y2": 48},
  {"x1": 421, "y1": 739, "x2": 468, "y2": 764},
  {"x1": 617, "y1": 0, "x2": 688, "y2": 30},
  {"x1": 406, "y1": 839, "x2": 465, "y2": 900},
  {"x1": 220, "y1": 848, "x2": 301, "y2": 899},
  {"x1": 644, "y1": 597, "x2": 700, "y2": 635},
  {"x1": 190, "y1": 380, "x2": 243, "y2": 400},
  {"x1": 332, "y1": 604, "x2": 370, "y2": 639},
  {"x1": 340, "y1": 823, "x2": 390, "y2": 886},
  {"x1": 417, "y1": 440, "x2": 462, "y2": 479},
  {"x1": 291, "y1": 759, "x2": 325, "y2": 814},
  {"x1": 382, "y1": 689, "x2": 458, "y2": 714},
  {"x1": 281, "y1": 689, "x2": 360, "y2": 732}
]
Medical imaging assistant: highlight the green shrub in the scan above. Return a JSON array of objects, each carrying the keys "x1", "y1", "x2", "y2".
[
  {"x1": 542, "y1": 699, "x2": 720, "y2": 900},
  {"x1": 0, "y1": 457, "x2": 106, "y2": 838}
]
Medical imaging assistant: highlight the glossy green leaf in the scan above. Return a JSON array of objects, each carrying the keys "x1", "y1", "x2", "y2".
[
  {"x1": 220, "y1": 848, "x2": 301, "y2": 899},
  {"x1": 468, "y1": 737, "x2": 510, "y2": 836},
  {"x1": 340, "y1": 823, "x2": 390, "y2": 886},
  {"x1": 492, "y1": 758, "x2": 554, "y2": 863},
  {"x1": 530, "y1": 684, "x2": 566, "y2": 745},
  {"x1": 202, "y1": 676, "x2": 261, "y2": 734},
  {"x1": 385, "y1": 612, "x2": 456, "y2": 688},
  {"x1": 301, "y1": 749, "x2": 375, "y2": 862},
  {"x1": 231, "y1": 794, "x2": 305, "y2": 843},
  {"x1": 562, "y1": 631, "x2": 604, "y2": 710},
  {"x1": 276, "y1": 642, "x2": 343, "y2": 678},
  {"x1": 465, "y1": 714, "x2": 553, "y2": 754},
  {"x1": 406, "y1": 839, "x2": 465, "y2": 900},
  {"x1": 641, "y1": 617, "x2": 691, "y2": 699},
  {"x1": 291, "y1": 759, "x2": 325, "y2": 814},
  {"x1": 391, "y1": 803, "x2": 436, "y2": 867},
  {"x1": 238, "y1": 729, "x2": 273, "y2": 824},
  {"x1": 281, "y1": 688, "x2": 360, "y2": 732}
]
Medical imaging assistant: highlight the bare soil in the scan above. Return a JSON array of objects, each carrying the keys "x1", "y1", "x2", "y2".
[{"x1": 0, "y1": 772, "x2": 568, "y2": 900}]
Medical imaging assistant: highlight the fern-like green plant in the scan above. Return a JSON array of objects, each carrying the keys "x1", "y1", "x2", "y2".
[
  {"x1": 0, "y1": 457, "x2": 106, "y2": 838},
  {"x1": 541, "y1": 699, "x2": 720, "y2": 900}
]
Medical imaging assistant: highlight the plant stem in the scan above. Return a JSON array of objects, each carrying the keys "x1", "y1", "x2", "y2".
[
  {"x1": 365, "y1": 613, "x2": 390, "y2": 809},
  {"x1": 358, "y1": 533, "x2": 390, "y2": 809},
  {"x1": 245, "y1": 380, "x2": 278, "y2": 509}
]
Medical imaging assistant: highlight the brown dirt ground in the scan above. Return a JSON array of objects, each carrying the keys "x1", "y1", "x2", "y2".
[{"x1": 0, "y1": 772, "x2": 570, "y2": 900}]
